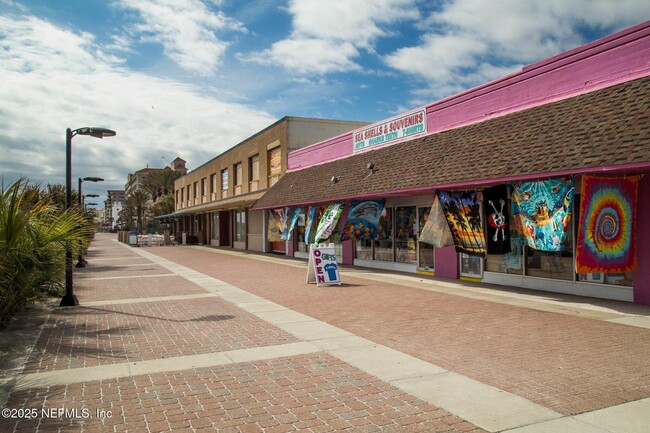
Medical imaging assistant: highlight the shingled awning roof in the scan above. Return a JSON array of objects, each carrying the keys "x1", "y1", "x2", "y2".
[{"x1": 253, "y1": 77, "x2": 650, "y2": 210}]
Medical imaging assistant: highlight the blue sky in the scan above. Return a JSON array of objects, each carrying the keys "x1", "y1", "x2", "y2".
[{"x1": 1, "y1": 0, "x2": 648, "y2": 205}]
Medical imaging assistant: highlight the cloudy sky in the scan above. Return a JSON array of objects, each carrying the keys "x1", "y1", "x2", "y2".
[{"x1": 1, "y1": 0, "x2": 648, "y2": 205}]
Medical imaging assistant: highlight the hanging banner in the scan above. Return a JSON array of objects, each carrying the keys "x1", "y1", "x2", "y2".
[
  {"x1": 576, "y1": 175, "x2": 639, "y2": 273},
  {"x1": 282, "y1": 208, "x2": 302, "y2": 241},
  {"x1": 306, "y1": 244, "x2": 341, "y2": 286},
  {"x1": 341, "y1": 199, "x2": 386, "y2": 241},
  {"x1": 314, "y1": 202, "x2": 345, "y2": 245},
  {"x1": 420, "y1": 195, "x2": 454, "y2": 248},
  {"x1": 483, "y1": 185, "x2": 511, "y2": 254},
  {"x1": 511, "y1": 177, "x2": 574, "y2": 252},
  {"x1": 303, "y1": 206, "x2": 318, "y2": 244},
  {"x1": 436, "y1": 190, "x2": 487, "y2": 257},
  {"x1": 267, "y1": 208, "x2": 287, "y2": 242}
]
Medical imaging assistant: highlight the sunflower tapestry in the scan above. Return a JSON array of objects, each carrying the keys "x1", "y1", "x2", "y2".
[
  {"x1": 436, "y1": 190, "x2": 486, "y2": 257},
  {"x1": 511, "y1": 177, "x2": 574, "y2": 252},
  {"x1": 576, "y1": 175, "x2": 639, "y2": 273},
  {"x1": 341, "y1": 199, "x2": 386, "y2": 241}
]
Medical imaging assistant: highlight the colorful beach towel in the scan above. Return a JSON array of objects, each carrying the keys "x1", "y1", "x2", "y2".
[
  {"x1": 267, "y1": 208, "x2": 287, "y2": 242},
  {"x1": 511, "y1": 177, "x2": 574, "y2": 252},
  {"x1": 341, "y1": 200, "x2": 386, "y2": 241},
  {"x1": 314, "y1": 202, "x2": 345, "y2": 245},
  {"x1": 436, "y1": 190, "x2": 486, "y2": 257},
  {"x1": 576, "y1": 175, "x2": 639, "y2": 273}
]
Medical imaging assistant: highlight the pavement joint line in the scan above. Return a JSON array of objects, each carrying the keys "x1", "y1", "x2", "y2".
[
  {"x1": 11, "y1": 342, "x2": 320, "y2": 391},
  {"x1": 501, "y1": 397, "x2": 650, "y2": 433},
  {"x1": 118, "y1": 240, "x2": 566, "y2": 432},
  {"x1": 81, "y1": 293, "x2": 221, "y2": 306},
  {"x1": 76, "y1": 273, "x2": 177, "y2": 281},
  {"x1": 84, "y1": 263, "x2": 166, "y2": 268},
  {"x1": 89, "y1": 257, "x2": 147, "y2": 261}
]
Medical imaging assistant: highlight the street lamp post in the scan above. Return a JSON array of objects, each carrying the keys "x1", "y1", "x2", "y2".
[
  {"x1": 76, "y1": 179, "x2": 103, "y2": 268},
  {"x1": 61, "y1": 127, "x2": 116, "y2": 307}
]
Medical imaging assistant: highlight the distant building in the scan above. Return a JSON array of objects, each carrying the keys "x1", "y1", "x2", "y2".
[
  {"x1": 104, "y1": 189, "x2": 126, "y2": 229},
  {"x1": 124, "y1": 157, "x2": 187, "y2": 198}
]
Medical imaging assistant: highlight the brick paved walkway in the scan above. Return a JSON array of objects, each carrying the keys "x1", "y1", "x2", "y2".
[
  {"x1": 145, "y1": 244, "x2": 650, "y2": 417},
  {"x1": 1, "y1": 233, "x2": 649, "y2": 433}
]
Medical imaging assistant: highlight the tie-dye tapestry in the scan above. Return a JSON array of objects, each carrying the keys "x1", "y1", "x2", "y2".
[
  {"x1": 314, "y1": 202, "x2": 345, "y2": 245},
  {"x1": 304, "y1": 207, "x2": 318, "y2": 244},
  {"x1": 483, "y1": 185, "x2": 511, "y2": 254},
  {"x1": 282, "y1": 208, "x2": 302, "y2": 241},
  {"x1": 267, "y1": 208, "x2": 286, "y2": 242},
  {"x1": 419, "y1": 195, "x2": 454, "y2": 248},
  {"x1": 576, "y1": 175, "x2": 639, "y2": 273},
  {"x1": 511, "y1": 177, "x2": 574, "y2": 252},
  {"x1": 436, "y1": 190, "x2": 486, "y2": 257},
  {"x1": 341, "y1": 200, "x2": 386, "y2": 241}
]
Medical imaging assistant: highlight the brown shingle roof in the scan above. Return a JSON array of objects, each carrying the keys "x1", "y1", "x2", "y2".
[{"x1": 253, "y1": 77, "x2": 650, "y2": 210}]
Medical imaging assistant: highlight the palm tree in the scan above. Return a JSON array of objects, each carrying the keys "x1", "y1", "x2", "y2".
[
  {"x1": 127, "y1": 190, "x2": 150, "y2": 233},
  {"x1": 0, "y1": 179, "x2": 89, "y2": 321},
  {"x1": 143, "y1": 169, "x2": 181, "y2": 203}
]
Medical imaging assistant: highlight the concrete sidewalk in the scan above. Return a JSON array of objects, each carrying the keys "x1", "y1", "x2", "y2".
[{"x1": 1, "y1": 233, "x2": 649, "y2": 433}]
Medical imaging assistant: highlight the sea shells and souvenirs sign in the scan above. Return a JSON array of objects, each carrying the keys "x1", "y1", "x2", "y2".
[{"x1": 353, "y1": 109, "x2": 427, "y2": 152}]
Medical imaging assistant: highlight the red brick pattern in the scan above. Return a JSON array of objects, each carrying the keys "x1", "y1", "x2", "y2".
[
  {"x1": 24, "y1": 297, "x2": 298, "y2": 373},
  {"x1": 75, "y1": 275, "x2": 208, "y2": 303},
  {"x1": 147, "y1": 246, "x2": 650, "y2": 415},
  {"x1": 2, "y1": 354, "x2": 485, "y2": 433}
]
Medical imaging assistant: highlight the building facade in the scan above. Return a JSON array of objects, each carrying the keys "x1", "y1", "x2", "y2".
[
  {"x1": 104, "y1": 189, "x2": 125, "y2": 230},
  {"x1": 252, "y1": 22, "x2": 650, "y2": 305},
  {"x1": 125, "y1": 157, "x2": 187, "y2": 198},
  {"x1": 172, "y1": 117, "x2": 368, "y2": 250}
]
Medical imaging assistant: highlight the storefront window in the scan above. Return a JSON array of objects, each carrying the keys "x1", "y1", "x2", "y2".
[
  {"x1": 374, "y1": 208, "x2": 393, "y2": 262},
  {"x1": 418, "y1": 206, "x2": 434, "y2": 270},
  {"x1": 460, "y1": 253, "x2": 483, "y2": 277},
  {"x1": 355, "y1": 239, "x2": 372, "y2": 260},
  {"x1": 211, "y1": 213, "x2": 219, "y2": 241},
  {"x1": 234, "y1": 210, "x2": 246, "y2": 243},
  {"x1": 395, "y1": 206, "x2": 417, "y2": 264}
]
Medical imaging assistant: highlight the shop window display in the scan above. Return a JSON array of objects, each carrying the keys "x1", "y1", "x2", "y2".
[
  {"x1": 395, "y1": 207, "x2": 417, "y2": 264},
  {"x1": 418, "y1": 207, "x2": 434, "y2": 270},
  {"x1": 374, "y1": 208, "x2": 393, "y2": 262}
]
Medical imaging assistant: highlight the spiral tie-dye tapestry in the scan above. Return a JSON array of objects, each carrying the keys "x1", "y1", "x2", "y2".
[{"x1": 576, "y1": 175, "x2": 639, "y2": 273}]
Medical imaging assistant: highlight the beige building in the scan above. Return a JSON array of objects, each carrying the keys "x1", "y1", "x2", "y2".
[
  {"x1": 125, "y1": 157, "x2": 187, "y2": 198},
  {"x1": 173, "y1": 117, "x2": 368, "y2": 251}
]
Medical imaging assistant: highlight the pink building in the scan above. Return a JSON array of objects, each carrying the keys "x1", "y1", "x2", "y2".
[{"x1": 253, "y1": 21, "x2": 650, "y2": 305}]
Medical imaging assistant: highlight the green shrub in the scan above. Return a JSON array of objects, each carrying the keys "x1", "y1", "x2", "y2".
[{"x1": 0, "y1": 179, "x2": 90, "y2": 321}]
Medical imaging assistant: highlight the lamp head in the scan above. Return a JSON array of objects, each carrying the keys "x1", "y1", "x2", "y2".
[
  {"x1": 82, "y1": 177, "x2": 104, "y2": 182},
  {"x1": 73, "y1": 127, "x2": 116, "y2": 139}
]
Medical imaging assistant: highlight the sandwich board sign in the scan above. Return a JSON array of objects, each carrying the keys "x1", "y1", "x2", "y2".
[{"x1": 306, "y1": 244, "x2": 341, "y2": 286}]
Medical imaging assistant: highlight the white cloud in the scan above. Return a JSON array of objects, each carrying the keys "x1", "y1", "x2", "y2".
[
  {"x1": 248, "y1": 0, "x2": 420, "y2": 75},
  {"x1": 385, "y1": 0, "x2": 650, "y2": 97},
  {"x1": 0, "y1": 14, "x2": 275, "y2": 196},
  {"x1": 114, "y1": 0, "x2": 246, "y2": 75}
]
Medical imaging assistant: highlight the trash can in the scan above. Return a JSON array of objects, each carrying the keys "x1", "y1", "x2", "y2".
[{"x1": 128, "y1": 232, "x2": 138, "y2": 246}]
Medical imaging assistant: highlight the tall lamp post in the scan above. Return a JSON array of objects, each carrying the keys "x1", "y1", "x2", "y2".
[
  {"x1": 61, "y1": 127, "x2": 116, "y2": 307},
  {"x1": 76, "y1": 179, "x2": 103, "y2": 268}
]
